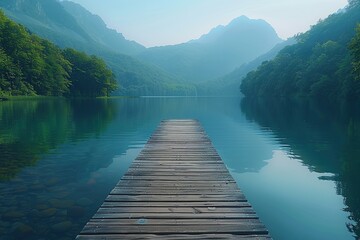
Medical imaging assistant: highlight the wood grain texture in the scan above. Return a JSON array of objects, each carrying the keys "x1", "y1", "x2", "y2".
[
  {"x1": 77, "y1": 234, "x2": 271, "y2": 240},
  {"x1": 76, "y1": 119, "x2": 270, "y2": 239}
]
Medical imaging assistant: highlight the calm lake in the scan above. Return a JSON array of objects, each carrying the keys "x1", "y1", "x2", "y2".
[{"x1": 0, "y1": 97, "x2": 359, "y2": 240}]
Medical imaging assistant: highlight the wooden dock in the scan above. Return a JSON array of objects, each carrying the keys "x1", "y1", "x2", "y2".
[{"x1": 77, "y1": 119, "x2": 270, "y2": 239}]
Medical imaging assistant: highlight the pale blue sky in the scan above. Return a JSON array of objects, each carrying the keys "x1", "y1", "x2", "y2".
[{"x1": 67, "y1": 0, "x2": 348, "y2": 47}]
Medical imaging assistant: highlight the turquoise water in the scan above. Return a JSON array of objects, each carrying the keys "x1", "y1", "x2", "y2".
[{"x1": 0, "y1": 97, "x2": 358, "y2": 239}]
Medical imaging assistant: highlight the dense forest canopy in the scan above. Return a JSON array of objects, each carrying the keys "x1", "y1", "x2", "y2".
[
  {"x1": 350, "y1": 24, "x2": 360, "y2": 81},
  {"x1": 63, "y1": 49, "x2": 117, "y2": 97},
  {"x1": 240, "y1": 1, "x2": 360, "y2": 108},
  {"x1": 0, "y1": 11, "x2": 117, "y2": 97}
]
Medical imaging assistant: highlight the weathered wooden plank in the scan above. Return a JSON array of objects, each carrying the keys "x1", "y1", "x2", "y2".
[
  {"x1": 125, "y1": 170, "x2": 229, "y2": 174},
  {"x1": 111, "y1": 187, "x2": 239, "y2": 192},
  {"x1": 120, "y1": 176, "x2": 234, "y2": 181},
  {"x1": 123, "y1": 173, "x2": 230, "y2": 177},
  {"x1": 92, "y1": 213, "x2": 259, "y2": 220},
  {"x1": 140, "y1": 153, "x2": 217, "y2": 155},
  {"x1": 133, "y1": 159, "x2": 222, "y2": 162},
  {"x1": 105, "y1": 194, "x2": 247, "y2": 202},
  {"x1": 131, "y1": 161, "x2": 224, "y2": 164},
  {"x1": 77, "y1": 119, "x2": 270, "y2": 239},
  {"x1": 135, "y1": 157, "x2": 221, "y2": 161},
  {"x1": 115, "y1": 183, "x2": 237, "y2": 189},
  {"x1": 116, "y1": 180, "x2": 236, "y2": 187},
  {"x1": 101, "y1": 201, "x2": 252, "y2": 208},
  {"x1": 115, "y1": 186, "x2": 238, "y2": 190},
  {"x1": 76, "y1": 234, "x2": 271, "y2": 240},
  {"x1": 111, "y1": 189, "x2": 240, "y2": 194},
  {"x1": 110, "y1": 188, "x2": 241, "y2": 195},
  {"x1": 133, "y1": 159, "x2": 223, "y2": 162},
  {"x1": 81, "y1": 222, "x2": 267, "y2": 234},
  {"x1": 96, "y1": 207, "x2": 254, "y2": 214},
  {"x1": 126, "y1": 168, "x2": 229, "y2": 172},
  {"x1": 89, "y1": 219, "x2": 260, "y2": 224}
]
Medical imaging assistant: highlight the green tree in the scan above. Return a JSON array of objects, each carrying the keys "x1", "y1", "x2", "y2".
[
  {"x1": 349, "y1": 24, "x2": 360, "y2": 102},
  {"x1": 240, "y1": 3, "x2": 360, "y2": 107},
  {"x1": 0, "y1": 49, "x2": 23, "y2": 95},
  {"x1": 0, "y1": 12, "x2": 44, "y2": 90},
  {"x1": 348, "y1": 0, "x2": 360, "y2": 7},
  {"x1": 37, "y1": 39, "x2": 71, "y2": 95},
  {"x1": 350, "y1": 24, "x2": 360, "y2": 80},
  {"x1": 0, "y1": 10, "x2": 117, "y2": 97},
  {"x1": 63, "y1": 48, "x2": 118, "y2": 97}
]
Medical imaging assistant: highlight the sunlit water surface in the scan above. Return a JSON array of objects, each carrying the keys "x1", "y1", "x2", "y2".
[{"x1": 0, "y1": 97, "x2": 358, "y2": 239}]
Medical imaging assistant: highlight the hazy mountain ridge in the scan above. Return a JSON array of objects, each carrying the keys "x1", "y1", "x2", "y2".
[
  {"x1": 138, "y1": 16, "x2": 283, "y2": 83},
  {"x1": 0, "y1": 0, "x2": 289, "y2": 96},
  {"x1": 61, "y1": 1, "x2": 145, "y2": 55},
  {"x1": 0, "y1": 0, "x2": 91, "y2": 45},
  {"x1": 197, "y1": 38, "x2": 297, "y2": 96},
  {"x1": 0, "y1": 0, "x2": 144, "y2": 55},
  {"x1": 0, "y1": 0, "x2": 195, "y2": 96}
]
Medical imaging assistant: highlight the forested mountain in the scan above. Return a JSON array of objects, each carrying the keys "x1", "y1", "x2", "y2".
[
  {"x1": 138, "y1": 16, "x2": 283, "y2": 83},
  {"x1": 0, "y1": 0, "x2": 92, "y2": 50},
  {"x1": 0, "y1": 11, "x2": 117, "y2": 97},
  {"x1": 0, "y1": 0, "x2": 144, "y2": 55},
  {"x1": 0, "y1": 0, "x2": 195, "y2": 96},
  {"x1": 241, "y1": 1, "x2": 360, "y2": 107},
  {"x1": 197, "y1": 38, "x2": 297, "y2": 96},
  {"x1": 60, "y1": 1, "x2": 145, "y2": 56}
]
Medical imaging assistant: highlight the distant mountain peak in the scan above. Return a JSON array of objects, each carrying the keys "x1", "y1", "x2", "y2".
[
  {"x1": 228, "y1": 16, "x2": 271, "y2": 29},
  {"x1": 228, "y1": 15, "x2": 250, "y2": 24},
  {"x1": 196, "y1": 15, "x2": 281, "y2": 44},
  {"x1": 138, "y1": 15, "x2": 283, "y2": 83}
]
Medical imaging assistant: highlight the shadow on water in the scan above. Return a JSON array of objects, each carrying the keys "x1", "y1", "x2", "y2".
[
  {"x1": 0, "y1": 98, "x2": 118, "y2": 181},
  {"x1": 0, "y1": 98, "x2": 123, "y2": 240},
  {"x1": 241, "y1": 97, "x2": 360, "y2": 237}
]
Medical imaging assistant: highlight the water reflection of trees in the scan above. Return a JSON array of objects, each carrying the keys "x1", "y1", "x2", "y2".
[
  {"x1": 241, "y1": 98, "x2": 360, "y2": 237},
  {"x1": 0, "y1": 99, "x2": 117, "y2": 180}
]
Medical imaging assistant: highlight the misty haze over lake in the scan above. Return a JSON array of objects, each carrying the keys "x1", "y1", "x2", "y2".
[{"x1": 0, "y1": 0, "x2": 360, "y2": 239}]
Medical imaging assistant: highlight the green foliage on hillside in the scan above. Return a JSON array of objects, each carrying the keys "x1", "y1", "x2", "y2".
[
  {"x1": 61, "y1": 1, "x2": 145, "y2": 56},
  {"x1": 0, "y1": 0, "x2": 196, "y2": 96},
  {"x1": 63, "y1": 49, "x2": 117, "y2": 97},
  {"x1": 99, "y1": 51, "x2": 196, "y2": 96},
  {"x1": 241, "y1": 3, "x2": 360, "y2": 107},
  {"x1": 0, "y1": 11, "x2": 117, "y2": 97},
  {"x1": 350, "y1": 24, "x2": 360, "y2": 81},
  {"x1": 197, "y1": 38, "x2": 296, "y2": 96}
]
